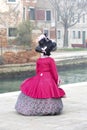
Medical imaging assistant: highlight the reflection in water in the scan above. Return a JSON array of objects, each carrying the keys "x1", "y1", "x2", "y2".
[
  {"x1": 0, "y1": 66, "x2": 87, "y2": 93},
  {"x1": 59, "y1": 67, "x2": 87, "y2": 84}
]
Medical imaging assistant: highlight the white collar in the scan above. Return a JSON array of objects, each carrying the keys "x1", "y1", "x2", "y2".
[{"x1": 40, "y1": 54, "x2": 48, "y2": 58}]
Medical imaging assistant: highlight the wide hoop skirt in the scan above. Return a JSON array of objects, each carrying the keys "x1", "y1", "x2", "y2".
[{"x1": 15, "y1": 92, "x2": 63, "y2": 116}]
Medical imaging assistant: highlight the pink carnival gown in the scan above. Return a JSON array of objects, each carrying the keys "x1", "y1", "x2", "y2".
[{"x1": 15, "y1": 57, "x2": 65, "y2": 116}]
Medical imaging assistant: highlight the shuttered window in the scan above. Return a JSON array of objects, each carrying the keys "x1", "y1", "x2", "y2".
[{"x1": 46, "y1": 10, "x2": 51, "y2": 21}]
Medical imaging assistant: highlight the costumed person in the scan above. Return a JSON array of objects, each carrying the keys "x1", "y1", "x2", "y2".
[{"x1": 15, "y1": 34, "x2": 66, "y2": 116}]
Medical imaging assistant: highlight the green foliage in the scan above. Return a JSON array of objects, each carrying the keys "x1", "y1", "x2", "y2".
[{"x1": 16, "y1": 20, "x2": 33, "y2": 47}]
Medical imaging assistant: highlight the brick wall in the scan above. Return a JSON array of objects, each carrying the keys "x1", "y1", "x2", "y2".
[
  {"x1": 3, "y1": 50, "x2": 40, "y2": 64},
  {"x1": 0, "y1": 28, "x2": 7, "y2": 47}
]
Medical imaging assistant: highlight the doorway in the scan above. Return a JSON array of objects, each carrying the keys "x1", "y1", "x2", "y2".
[{"x1": 82, "y1": 31, "x2": 86, "y2": 44}]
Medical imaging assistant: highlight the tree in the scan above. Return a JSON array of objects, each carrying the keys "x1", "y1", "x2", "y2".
[
  {"x1": 0, "y1": 2, "x2": 20, "y2": 55},
  {"x1": 0, "y1": 2, "x2": 20, "y2": 27},
  {"x1": 50, "y1": 0, "x2": 87, "y2": 47},
  {"x1": 16, "y1": 20, "x2": 33, "y2": 48}
]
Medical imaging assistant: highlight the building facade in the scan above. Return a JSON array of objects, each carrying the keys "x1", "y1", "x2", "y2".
[
  {"x1": 0, "y1": 0, "x2": 23, "y2": 47},
  {"x1": 0, "y1": 0, "x2": 87, "y2": 48},
  {"x1": 22, "y1": 0, "x2": 56, "y2": 39},
  {"x1": 57, "y1": 15, "x2": 87, "y2": 48}
]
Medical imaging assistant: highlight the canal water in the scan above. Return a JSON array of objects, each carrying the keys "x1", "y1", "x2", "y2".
[{"x1": 0, "y1": 65, "x2": 87, "y2": 93}]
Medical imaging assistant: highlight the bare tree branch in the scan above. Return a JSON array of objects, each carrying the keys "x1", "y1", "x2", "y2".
[
  {"x1": 50, "y1": 0, "x2": 87, "y2": 47},
  {"x1": 0, "y1": 2, "x2": 20, "y2": 27}
]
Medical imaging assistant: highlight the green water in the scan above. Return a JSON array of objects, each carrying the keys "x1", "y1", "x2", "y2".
[
  {"x1": 0, "y1": 67, "x2": 87, "y2": 93},
  {"x1": 0, "y1": 78, "x2": 23, "y2": 93},
  {"x1": 59, "y1": 67, "x2": 87, "y2": 84}
]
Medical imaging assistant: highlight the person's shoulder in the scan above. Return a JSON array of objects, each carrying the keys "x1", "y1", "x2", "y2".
[
  {"x1": 48, "y1": 57, "x2": 55, "y2": 62},
  {"x1": 36, "y1": 57, "x2": 41, "y2": 62},
  {"x1": 48, "y1": 56, "x2": 54, "y2": 60}
]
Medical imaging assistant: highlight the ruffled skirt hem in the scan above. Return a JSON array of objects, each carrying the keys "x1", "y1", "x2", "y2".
[{"x1": 15, "y1": 92, "x2": 63, "y2": 116}]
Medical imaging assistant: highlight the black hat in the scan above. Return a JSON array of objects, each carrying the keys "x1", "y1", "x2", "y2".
[{"x1": 35, "y1": 34, "x2": 57, "y2": 56}]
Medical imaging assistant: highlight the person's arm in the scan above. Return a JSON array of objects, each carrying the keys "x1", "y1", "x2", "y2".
[{"x1": 50, "y1": 58, "x2": 59, "y2": 84}]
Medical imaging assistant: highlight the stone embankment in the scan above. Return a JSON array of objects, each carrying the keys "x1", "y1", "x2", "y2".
[
  {"x1": 2, "y1": 50, "x2": 39, "y2": 64},
  {"x1": 0, "y1": 51, "x2": 87, "y2": 76},
  {"x1": 52, "y1": 51, "x2": 87, "y2": 65}
]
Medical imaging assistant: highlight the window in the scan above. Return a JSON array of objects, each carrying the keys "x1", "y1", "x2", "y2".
[
  {"x1": 57, "y1": 30, "x2": 61, "y2": 39},
  {"x1": 26, "y1": 0, "x2": 37, "y2": 2},
  {"x1": 72, "y1": 17, "x2": 75, "y2": 23},
  {"x1": 32, "y1": 0, "x2": 37, "y2": 3},
  {"x1": 78, "y1": 31, "x2": 81, "y2": 39},
  {"x1": 57, "y1": 15, "x2": 61, "y2": 21},
  {"x1": 72, "y1": 0, "x2": 76, "y2": 1},
  {"x1": 83, "y1": 14, "x2": 85, "y2": 23},
  {"x1": 43, "y1": 29, "x2": 49, "y2": 37},
  {"x1": 72, "y1": 31, "x2": 76, "y2": 39},
  {"x1": 29, "y1": 8, "x2": 35, "y2": 20},
  {"x1": 71, "y1": 12, "x2": 75, "y2": 23},
  {"x1": 26, "y1": 0, "x2": 30, "y2": 2},
  {"x1": 78, "y1": 17, "x2": 80, "y2": 23},
  {"x1": 7, "y1": 0, "x2": 16, "y2": 2},
  {"x1": 8, "y1": 28, "x2": 17, "y2": 37},
  {"x1": 78, "y1": 14, "x2": 81, "y2": 23},
  {"x1": 23, "y1": 7, "x2": 26, "y2": 20},
  {"x1": 46, "y1": 10, "x2": 51, "y2": 21}
]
